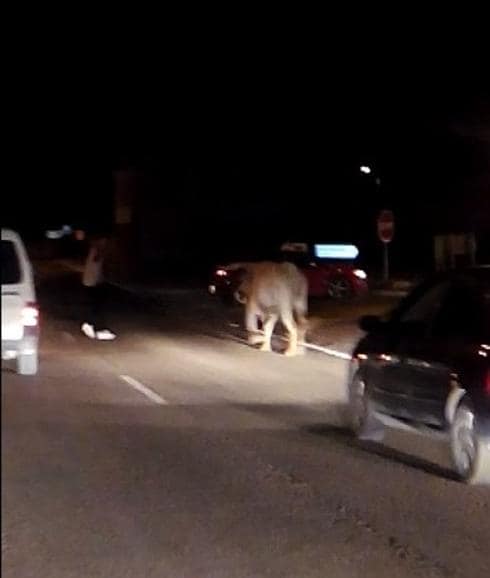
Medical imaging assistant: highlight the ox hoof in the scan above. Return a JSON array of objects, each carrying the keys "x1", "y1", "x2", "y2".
[
  {"x1": 259, "y1": 343, "x2": 272, "y2": 352},
  {"x1": 248, "y1": 334, "x2": 264, "y2": 345}
]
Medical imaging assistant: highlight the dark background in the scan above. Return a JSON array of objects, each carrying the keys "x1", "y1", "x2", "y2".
[{"x1": 3, "y1": 47, "x2": 489, "y2": 274}]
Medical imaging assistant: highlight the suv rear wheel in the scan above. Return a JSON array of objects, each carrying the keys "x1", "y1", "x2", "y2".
[
  {"x1": 348, "y1": 372, "x2": 384, "y2": 441},
  {"x1": 450, "y1": 401, "x2": 490, "y2": 485}
]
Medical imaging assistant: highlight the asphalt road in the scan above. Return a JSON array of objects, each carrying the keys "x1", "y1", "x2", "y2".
[{"x1": 2, "y1": 265, "x2": 489, "y2": 578}]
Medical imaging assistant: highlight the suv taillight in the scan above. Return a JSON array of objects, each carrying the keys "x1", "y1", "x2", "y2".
[{"x1": 22, "y1": 302, "x2": 39, "y2": 327}]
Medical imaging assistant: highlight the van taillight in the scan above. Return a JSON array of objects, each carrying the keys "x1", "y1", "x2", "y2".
[{"x1": 22, "y1": 302, "x2": 39, "y2": 326}]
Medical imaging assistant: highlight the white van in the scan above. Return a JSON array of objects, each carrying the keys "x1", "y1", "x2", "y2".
[{"x1": 1, "y1": 229, "x2": 39, "y2": 375}]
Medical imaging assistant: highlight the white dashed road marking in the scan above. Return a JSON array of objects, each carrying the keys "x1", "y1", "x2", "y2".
[{"x1": 119, "y1": 375, "x2": 169, "y2": 405}]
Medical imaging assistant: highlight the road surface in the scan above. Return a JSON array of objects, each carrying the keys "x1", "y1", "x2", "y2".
[{"x1": 2, "y1": 265, "x2": 489, "y2": 577}]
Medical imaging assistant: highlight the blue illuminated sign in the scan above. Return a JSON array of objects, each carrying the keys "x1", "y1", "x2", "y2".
[{"x1": 314, "y1": 244, "x2": 359, "y2": 259}]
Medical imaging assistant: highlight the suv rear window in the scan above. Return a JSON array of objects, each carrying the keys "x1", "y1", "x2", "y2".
[{"x1": 2, "y1": 240, "x2": 21, "y2": 285}]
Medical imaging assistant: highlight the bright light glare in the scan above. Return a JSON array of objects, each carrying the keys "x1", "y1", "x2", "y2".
[
  {"x1": 216, "y1": 269, "x2": 228, "y2": 277},
  {"x1": 353, "y1": 269, "x2": 367, "y2": 280},
  {"x1": 22, "y1": 306, "x2": 39, "y2": 327},
  {"x1": 360, "y1": 165, "x2": 372, "y2": 174}
]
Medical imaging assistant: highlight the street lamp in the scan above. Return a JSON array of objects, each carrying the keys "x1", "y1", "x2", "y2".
[{"x1": 360, "y1": 165, "x2": 381, "y2": 187}]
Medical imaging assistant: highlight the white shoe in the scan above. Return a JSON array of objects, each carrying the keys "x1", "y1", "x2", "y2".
[
  {"x1": 81, "y1": 323, "x2": 96, "y2": 339},
  {"x1": 95, "y1": 329, "x2": 116, "y2": 341}
]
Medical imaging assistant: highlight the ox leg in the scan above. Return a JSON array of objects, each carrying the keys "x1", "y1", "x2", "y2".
[
  {"x1": 295, "y1": 314, "x2": 308, "y2": 355},
  {"x1": 246, "y1": 302, "x2": 264, "y2": 345},
  {"x1": 260, "y1": 313, "x2": 277, "y2": 352},
  {"x1": 282, "y1": 312, "x2": 298, "y2": 356}
]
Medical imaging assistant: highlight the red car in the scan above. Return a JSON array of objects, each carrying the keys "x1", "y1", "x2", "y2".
[
  {"x1": 208, "y1": 243, "x2": 368, "y2": 301},
  {"x1": 281, "y1": 243, "x2": 368, "y2": 299}
]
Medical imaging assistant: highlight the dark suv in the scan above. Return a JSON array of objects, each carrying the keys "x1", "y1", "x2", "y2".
[{"x1": 348, "y1": 266, "x2": 490, "y2": 484}]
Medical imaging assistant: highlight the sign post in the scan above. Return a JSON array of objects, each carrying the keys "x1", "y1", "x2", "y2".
[
  {"x1": 383, "y1": 243, "x2": 389, "y2": 283},
  {"x1": 377, "y1": 210, "x2": 395, "y2": 282}
]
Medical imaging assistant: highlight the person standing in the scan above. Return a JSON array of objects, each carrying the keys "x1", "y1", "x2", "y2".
[{"x1": 81, "y1": 235, "x2": 116, "y2": 340}]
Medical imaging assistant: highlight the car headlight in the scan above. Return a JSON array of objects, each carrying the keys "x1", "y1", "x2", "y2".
[
  {"x1": 353, "y1": 269, "x2": 367, "y2": 280},
  {"x1": 216, "y1": 269, "x2": 228, "y2": 277}
]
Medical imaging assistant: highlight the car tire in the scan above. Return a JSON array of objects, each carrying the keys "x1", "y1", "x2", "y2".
[
  {"x1": 17, "y1": 352, "x2": 38, "y2": 376},
  {"x1": 348, "y1": 371, "x2": 384, "y2": 441},
  {"x1": 450, "y1": 401, "x2": 490, "y2": 485},
  {"x1": 327, "y1": 276, "x2": 353, "y2": 300}
]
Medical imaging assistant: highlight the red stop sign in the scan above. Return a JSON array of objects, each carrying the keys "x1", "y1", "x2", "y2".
[{"x1": 377, "y1": 210, "x2": 394, "y2": 243}]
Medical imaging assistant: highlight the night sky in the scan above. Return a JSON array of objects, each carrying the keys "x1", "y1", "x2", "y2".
[{"x1": 4, "y1": 57, "x2": 489, "y2": 269}]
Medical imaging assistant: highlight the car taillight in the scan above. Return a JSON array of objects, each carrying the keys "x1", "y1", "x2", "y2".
[{"x1": 22, "y1": 302, "x2": 39, "y2": 326}]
